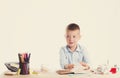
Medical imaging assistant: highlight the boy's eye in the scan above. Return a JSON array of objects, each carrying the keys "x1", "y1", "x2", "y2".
[
  {"x1": 66, "y1": 35, "x2": 70, "y2": 38},
  {"x1": 73, "y1": 36, "x2": 76, "y2": 38}
]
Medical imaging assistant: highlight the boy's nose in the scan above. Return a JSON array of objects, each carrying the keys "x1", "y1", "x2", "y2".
[{"x1": 69, "y1": 37, "x2": 73, "y2": 41}]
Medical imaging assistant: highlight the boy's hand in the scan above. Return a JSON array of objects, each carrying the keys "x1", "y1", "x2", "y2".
[
  {"x1": 80, "y1": 62, "x2": 87, "y2": 67},
  {"x1": 80, "y1": 62, "x2": 90, "y2": 70},
  {"x1": 65, "y1": 64, "x2": 74, "y2": 69}
]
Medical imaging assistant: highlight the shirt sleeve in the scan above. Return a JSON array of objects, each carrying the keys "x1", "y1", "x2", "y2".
[
  {"x1": 59, "y1": 47, "x2": 68, "y2": 69},
  {"x1": 81, "y1": 46, "x2": 89, "y2": 64}
]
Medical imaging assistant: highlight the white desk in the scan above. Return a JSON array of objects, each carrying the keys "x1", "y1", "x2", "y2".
[{"x1": 1, "y1": 72, "x2": 120, "y2": 78}]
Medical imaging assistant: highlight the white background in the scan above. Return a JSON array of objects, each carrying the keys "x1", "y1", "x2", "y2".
[{"x1": 0, "y1": 0, "x2": 120, "y2": 73}]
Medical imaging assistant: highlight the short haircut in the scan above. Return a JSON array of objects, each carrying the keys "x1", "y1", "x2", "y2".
[{"x1": 66, "y1": 23, "x2": 80, "y2": 31}]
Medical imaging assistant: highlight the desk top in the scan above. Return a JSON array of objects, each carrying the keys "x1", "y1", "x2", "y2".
[
  {"x1": 1, "y1": 72, "x2": 120, "y2": 78},
  {"x1": 0, "y1": 72, "x2": 69, "y2": 78}
]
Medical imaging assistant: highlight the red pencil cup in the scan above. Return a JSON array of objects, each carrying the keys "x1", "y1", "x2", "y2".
[{"x1": 19, "y1": 62, "x2": 30, "y2": 75}]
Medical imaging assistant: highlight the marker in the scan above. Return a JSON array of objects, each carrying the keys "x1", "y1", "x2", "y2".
[{"x1": 17, "y1": 68, "x2": 21, "y2": 75}]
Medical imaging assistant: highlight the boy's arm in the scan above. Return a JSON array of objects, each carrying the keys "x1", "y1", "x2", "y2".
[
  {"x1": 82, "y1": 47, "x2": 89, "y2": 64},
  {"x1": 59, "y1": 48, "x2": 69, "y2": 69},
  {"x1": 80, "y1": 45, "x2": 90, "y2": 69}
]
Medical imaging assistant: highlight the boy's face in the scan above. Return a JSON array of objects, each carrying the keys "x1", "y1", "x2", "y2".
[{"x1": 65, "y1": 29, "x2": 80, "y2": 48}]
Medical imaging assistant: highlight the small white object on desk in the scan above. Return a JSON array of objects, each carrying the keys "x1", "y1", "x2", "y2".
[{"x1": 4, "y1": 71, "x2": 16, "y2": 76}]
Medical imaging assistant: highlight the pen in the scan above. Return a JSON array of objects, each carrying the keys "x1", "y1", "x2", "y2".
[
  {"x1": 28, "y1": 53, "x2": 31, "y2": 62},
  {"x1": 67, "y1": 72, "x2": 75, "y2": 74},
  {"x1": 18, "y1": 53, "x2": 21, "y2": 63},
  {"x1": 20, "y1": 55, "x2": 24, "y2": 63}
]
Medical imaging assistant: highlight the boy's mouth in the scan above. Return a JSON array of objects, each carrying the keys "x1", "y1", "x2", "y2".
[{"x1": 69, "y1": 42, "x2": 74, "y2": 44}]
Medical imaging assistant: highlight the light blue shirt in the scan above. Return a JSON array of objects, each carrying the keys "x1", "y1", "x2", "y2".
[{"x1": 59, "y1": 44, "x2": 89, "y2": 69}]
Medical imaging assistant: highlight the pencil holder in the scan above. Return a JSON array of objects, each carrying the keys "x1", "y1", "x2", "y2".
[
  {"x1": 18, "y1": 53, "x2": 31, "y2": 75},
  {"x1": 19, "y1": 62, "x2": 29, "y2": 75}
]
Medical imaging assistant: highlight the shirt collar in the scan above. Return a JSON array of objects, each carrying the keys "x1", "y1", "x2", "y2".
[{"x1": 66, "y1": 44, "x2": 81, "y2": 53}]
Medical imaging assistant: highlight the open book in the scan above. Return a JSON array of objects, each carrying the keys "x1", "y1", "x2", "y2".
[{"x1": 56, "y1": 65, "x2": 89, "y2": 75}]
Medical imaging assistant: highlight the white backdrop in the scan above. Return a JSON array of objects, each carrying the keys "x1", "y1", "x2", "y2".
[{"x1": 0, "y1": 0, "x2": 120, "y2": 73}]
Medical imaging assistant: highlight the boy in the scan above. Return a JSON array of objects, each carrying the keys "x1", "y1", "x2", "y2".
[{"x1": 59, "y1": 23, "x2": 90, "y2": 70}]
